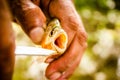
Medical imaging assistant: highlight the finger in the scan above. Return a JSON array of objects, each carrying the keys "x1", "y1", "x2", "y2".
[
  {"x1": 0, "y1": 0, "x2": 15, "y2": 80},
  {"x1": 45, "y1": 54, "x2": 61, "y2": 63},
  {"x1": 49, "y1": 0, "x2": 86, "y2": 46},
  {"x1": 57, "y1": 51, "x2": 82, "y2": 80},
  {"x1": 8, "y1": 0, "x2": 46, "y2": 44}
]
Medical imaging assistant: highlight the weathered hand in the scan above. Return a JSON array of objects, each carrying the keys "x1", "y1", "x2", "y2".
[
  {"x1": 42, "y1": 0, "x2": 87, "y2": 79},
  {"x1": 6, "y1": 0, "x2": 87, "y2": 80}
]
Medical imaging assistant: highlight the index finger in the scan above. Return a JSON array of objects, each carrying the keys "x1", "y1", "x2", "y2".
[{"x1": 48, "y1": 0, "x2": 86, "y2": 46}]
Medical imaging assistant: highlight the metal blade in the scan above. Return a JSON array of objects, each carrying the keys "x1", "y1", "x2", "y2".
[{"x1": 15, "y1": 46, "x2": 56, "y2": 56}]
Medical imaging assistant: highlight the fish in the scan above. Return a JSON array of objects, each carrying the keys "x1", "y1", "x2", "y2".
[{"x1": 40, "y1": 19, "x2": 68, "y2": 59}]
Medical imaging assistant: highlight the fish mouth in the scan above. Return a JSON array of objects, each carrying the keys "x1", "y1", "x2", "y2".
[
  {"x1": 53, "y1": 29, "x2": 67, "y2": 53},
  {"x1": 40, "y1": 19, "x2": 68, "y2": 54},
  {"x1": 54, "y1": 33, "x2": 66, "y2": 49}
]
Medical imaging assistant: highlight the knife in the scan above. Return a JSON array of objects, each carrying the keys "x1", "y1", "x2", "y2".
[{"x1": 15, "y1": 46, "x2": 56, "y2": 56}]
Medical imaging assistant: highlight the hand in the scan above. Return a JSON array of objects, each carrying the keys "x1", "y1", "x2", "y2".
[
  {"x1": 4, "y1": 0, "x2": 87, "y2": 80},
  {"x1": 43, "y1": 0, "x2": 87, "y2": 80}
]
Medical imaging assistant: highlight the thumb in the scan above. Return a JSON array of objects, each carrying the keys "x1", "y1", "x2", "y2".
[{"x1": 8, "y1": 0, "x2": 46, "y2": 44}]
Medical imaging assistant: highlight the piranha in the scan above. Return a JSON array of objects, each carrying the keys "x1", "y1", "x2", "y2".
[{"x1": 40, "y1": 19, "x2": 68, "y2": 59}]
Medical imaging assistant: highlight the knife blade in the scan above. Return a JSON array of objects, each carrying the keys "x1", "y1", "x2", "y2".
[{"x1": 15, "y1": 46, "x2": 56, "y2": 56}]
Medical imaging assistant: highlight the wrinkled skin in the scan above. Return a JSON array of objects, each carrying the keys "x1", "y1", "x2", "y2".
[{"x1": 1, "y1": 0, "x2": 87, "y2": 80}]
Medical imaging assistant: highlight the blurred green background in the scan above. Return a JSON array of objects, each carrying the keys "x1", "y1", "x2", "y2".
[{"x1": 13, "y1": 0, "x2": 120, "y2": 80}]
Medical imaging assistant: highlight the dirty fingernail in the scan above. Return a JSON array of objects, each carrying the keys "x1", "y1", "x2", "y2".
[
  {"x1": 45, "y1": 58, "x2": 54, "y2": 63},
  {"x1": 49, "y1": 72, "x2": 61, "y2": 80}
]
